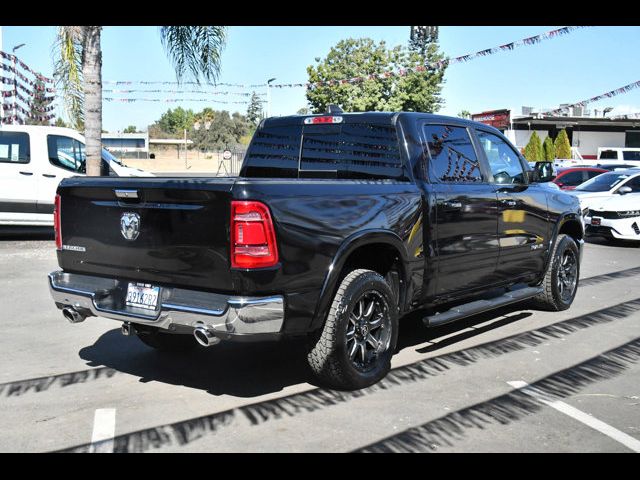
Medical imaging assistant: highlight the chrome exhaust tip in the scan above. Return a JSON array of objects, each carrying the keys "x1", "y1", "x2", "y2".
[
  {"x1": 194, "y1": 326, "x2": 220, "y2": 347},
  {"x1": 121, "y1": 322, "x2": 135, "y2": 336},
  {"x1": 62, "y1": 307, "x2": 85, "y2": 324}
]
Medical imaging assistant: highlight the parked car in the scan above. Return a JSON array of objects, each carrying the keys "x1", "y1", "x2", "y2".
[
  {"x1": 48, "y1": 112, "x2": 584, "y2": 390},
  {"x1": 570, "y1": 168, "x2": 640, "y2": 213},
  {"x1": 591, "y1": 163, "x2": 640, "y2": 171},
  {"x1": 0, "y1": 125, "x2": 153, "y2": 226},
  {"x1": 552, "y1": 167, "x2": 608, "y2": 190},
  {"x1": 583, "y1": 194, "x2": 640, "y2": 242}
]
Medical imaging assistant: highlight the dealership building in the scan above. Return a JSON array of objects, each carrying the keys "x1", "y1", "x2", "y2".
[{"x1": 471, "y1": 108, "x2": 640, "y2": 159}]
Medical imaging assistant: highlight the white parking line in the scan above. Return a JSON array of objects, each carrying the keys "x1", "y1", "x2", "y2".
[
  {"x1": 508, "y1": 381, "x2": 640, "y2": 453},
  {"x1": 88, "y1": 408, "x2": 116, "y2": 453}
]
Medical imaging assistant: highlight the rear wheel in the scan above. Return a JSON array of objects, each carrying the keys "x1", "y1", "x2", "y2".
[
  {"x1": 306, "y1": 269, "x2": 398, "y2": 390},
  {"x1": 530, "y1": 234, "x2": 580, "y2": 311},
  {"x1": 137, "y1": 328, "x2": 197, "y2": 352}
]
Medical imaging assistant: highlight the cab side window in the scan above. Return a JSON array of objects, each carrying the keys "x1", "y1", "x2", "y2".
[
  {"x1": 423, "y1": 124, "x2": 482, "y2": 183},
  {"x1": 476, "y1": 130, "x2": 526, "y2": 185},
  {"x1": 47, "y1": 135, "x2": 86, "y2": 173},
  {"x1": 0, "y1": 131, "x2": 30, "y2": 164}
]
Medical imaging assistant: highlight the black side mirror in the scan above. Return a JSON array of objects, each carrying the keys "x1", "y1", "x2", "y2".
[{"x1": 534, "y1": 161, "x2": 555, "y2": 182}]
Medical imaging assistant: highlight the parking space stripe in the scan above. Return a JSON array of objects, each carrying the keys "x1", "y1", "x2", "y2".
[
  {"x1": 507, "y1": 381, "x2": 640, "y2": 453},
  {"x1": 88, "y1": 409, "x2": 116, "y2": 453}
]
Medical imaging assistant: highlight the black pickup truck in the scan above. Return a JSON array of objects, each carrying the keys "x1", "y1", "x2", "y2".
[{"x1": 49, "y1": 111, "x2": 584, "y2": 390}]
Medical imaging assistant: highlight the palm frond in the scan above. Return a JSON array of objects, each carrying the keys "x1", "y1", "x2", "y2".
[
  {"x1": 52, "y1": 26, "x2": 85, "y2": 130},
  {"x1": 159, "y1": 26, "x2": 227, "y2": 85}
]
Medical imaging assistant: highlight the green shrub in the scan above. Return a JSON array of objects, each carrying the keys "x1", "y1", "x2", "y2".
[
  {"x1": 554, "y1": 129, "x2": 572, "y2": 159},
  {"x1": 524, "y1": 131, "x2": 543, "y2": 161},
  {"x1": 543, "y1": 136, "x2": 556, "y2": 161}
]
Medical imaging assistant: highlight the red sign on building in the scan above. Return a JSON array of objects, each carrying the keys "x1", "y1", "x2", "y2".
[{"x1": 471, "y1": 109, "x2": 511, "y2": 130}]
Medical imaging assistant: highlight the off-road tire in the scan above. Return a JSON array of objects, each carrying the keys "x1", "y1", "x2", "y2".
[
  {"x1": 306, "y1": 269, "x2": 398, "y2": 390},
  {"x1": 530, "y1": 234, "x2": 580, "y2": 311},
  {"x1": 137, "y1": 329, "x2": 198, "y2": 352}
]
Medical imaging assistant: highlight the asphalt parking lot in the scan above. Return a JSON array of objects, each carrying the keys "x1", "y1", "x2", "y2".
[{"x1": 0, "y1": 230, "x2": 639, "y2": 452}]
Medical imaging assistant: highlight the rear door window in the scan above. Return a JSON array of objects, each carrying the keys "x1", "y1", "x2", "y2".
[
  {"x1": 0, "y1": 131, "x2": 30, "y2": 164},
  {"x1": 423, "y1": 124, "x2": 482, "y2": 183}
]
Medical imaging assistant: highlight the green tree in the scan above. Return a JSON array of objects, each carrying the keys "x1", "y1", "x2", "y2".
[
  {"x1": 151, "y1": 107, "x2": 196, "y2": 137},
  {"x1": 554, "y1": 129, "x2": 572, "y2": 159},
  {"x1": 188, "y1": 110, "x2": 252, "y2": 150},
  {"x1": 305, "y1": 37, "x2": 446, "y2": 113},
  {"x1": 458, "y1": 110, "x2": 471, "y2": 119},
  {"x1": 26, "y1": 79, "x2": 54, "y2": 126},
  {"x1": 246, "y1": 92, "x2": 263, "y2": 125},
  {"x1": 524, "y1": 131, "x2": 543, "y2": 161},
  {"x1": 54, "y1": 117, "x2": 70, "y2": 128},
  {"x1": 296, "y1": 107, "x2": 311, "y2": 115},
  {"x1": 54, "y1": 26, "x2": 226, "y2": 176},
  {"x1": 123, "y1": 125, "x2": 138, "y2": 133},
  {"x1": 542, "y1": 136, "x2": 556, "y2": 161}
]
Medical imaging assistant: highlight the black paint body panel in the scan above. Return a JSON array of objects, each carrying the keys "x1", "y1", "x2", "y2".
[{"x1": 55, "y1": 113, "x2": 583, "y2": 336}]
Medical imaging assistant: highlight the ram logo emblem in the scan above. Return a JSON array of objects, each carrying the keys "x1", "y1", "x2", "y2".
[{"x1": 120, "y1": 212, "x2": 141, "y2": 241}]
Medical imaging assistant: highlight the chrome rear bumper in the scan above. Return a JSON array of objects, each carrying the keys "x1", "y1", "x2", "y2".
[{"x1": 48, "y1": 270, "x2": 284, "y2": 338}]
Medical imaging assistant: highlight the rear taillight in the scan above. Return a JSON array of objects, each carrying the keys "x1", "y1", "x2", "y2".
[
  {"x1": 54, "y1": 194, "x2": 62, "y2": 250},
  {"x1": 231, "y1": 201, "x2": 279, "y2": 268}
]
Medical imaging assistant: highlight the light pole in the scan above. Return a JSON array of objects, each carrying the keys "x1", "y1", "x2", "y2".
[
  {"x1": 266, "y1": 77, "x2": 276, "y2": 119},
  {"x1": 11, "y1": 43, "x2": 26, "y2": 125}
]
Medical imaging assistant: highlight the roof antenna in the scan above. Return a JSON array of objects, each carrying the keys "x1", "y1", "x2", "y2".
[{"x1": 327, "y1": 104, "x2": 343, "y2": 114}]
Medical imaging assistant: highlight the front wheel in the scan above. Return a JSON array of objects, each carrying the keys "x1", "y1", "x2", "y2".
[
  {"x1": 530, "y1": 234, "x2": 580, "y2": 311},
  {"x1": 306, "y1": 269, "x2": 398, "y2": 390}
]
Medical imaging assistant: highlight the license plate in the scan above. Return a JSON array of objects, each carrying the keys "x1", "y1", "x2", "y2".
[
  {"x1": 125, "y1": 283, "x2": 160, "y2": 310},
  {"x1": 591, "y1": 217, "x2": 601, "y2": 226}
]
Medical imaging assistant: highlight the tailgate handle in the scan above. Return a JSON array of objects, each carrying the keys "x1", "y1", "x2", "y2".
[{"x1": 115, "y1": 189, "x2": 139, "y2": 200}]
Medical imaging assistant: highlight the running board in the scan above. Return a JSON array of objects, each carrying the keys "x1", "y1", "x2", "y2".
[{"x1": 423, "y1": 286, "x2": 543, "y2": 328}]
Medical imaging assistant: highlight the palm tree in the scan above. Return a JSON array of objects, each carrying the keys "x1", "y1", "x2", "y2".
[{"x1": 53, "y1": 26, "x2": 226, "y2": 176}]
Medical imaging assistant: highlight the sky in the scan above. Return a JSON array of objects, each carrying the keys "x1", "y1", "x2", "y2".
[{"x1": 2, "y1": 25, "x2": 640, "y2": 132}]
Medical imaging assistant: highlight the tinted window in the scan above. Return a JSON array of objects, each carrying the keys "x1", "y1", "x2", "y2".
[
  {"x1": 558, "y1": 171, "x2": 585, "y2": 186},
  {"x1": 587, "y1": 170, "x2": 605, "y2": 179},
  {"x1": 622, "y1": 151, "x2": 640, "y2": 161},
  {"x1": 599, "y1": 150, "x2": 618, "y2": 160},
  {"x1": 423, "y1": 125, "x2": 481, "y2": 183},
  {"x1": 242, "y1": 126, "x2": 301, "y2": 178},
  {"x1": 47, "y1": 135, "x2": 86, "y2": 173},
  {"x1": 243, "y1": 123, "x2": 404, "y2": 180},
  {"x1": 300, "y1": 124, "x2": 403, "y2": 179},
  {"x1": 476, "y1": 130, "x2": 526, "y2": 184},
  {"x1": 621, "y1": 175, "x2": 640, "y2": 192},
  {"x1": 0, "y1": 131, "x2": 30, "y2": 164}
]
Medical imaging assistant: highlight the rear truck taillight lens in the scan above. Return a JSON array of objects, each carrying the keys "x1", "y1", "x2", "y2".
[
  {"x1": 231, "y1": 200, "x2": 278, "y2": 268},
  {"x1": 54, "y1": 194, "x2": 62, "y2": 250}
]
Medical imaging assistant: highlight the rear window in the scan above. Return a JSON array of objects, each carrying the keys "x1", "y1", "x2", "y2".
[
  {"x1": 242, "y1": 123, "x2": 406, "y2": 180},
  {"x1": 0, "y1": 131, "x2": 30, "y2": 164}
]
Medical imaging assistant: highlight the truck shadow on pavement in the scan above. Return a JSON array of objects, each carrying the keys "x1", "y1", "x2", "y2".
[
  {"x1": 0, "y1": 226, "x2": 54, "y2": 240},
  {"x1": 76, "y1": 305, "x2": 534, "y2": 399},
  {"x1": 56, "y1": 297, "x2": 640, "y2": 453}
]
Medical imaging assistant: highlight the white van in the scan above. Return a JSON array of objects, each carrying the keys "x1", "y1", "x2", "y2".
[
  {"x1": 597, "y1": 147, "x2": 640, "y2": 164},
  {"x1": 0, "y1": 125, "x2": 153, "y2": 226}
]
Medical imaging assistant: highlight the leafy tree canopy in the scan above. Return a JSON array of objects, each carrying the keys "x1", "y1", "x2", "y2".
[
  {"x1": 306, "y1": 37, "x2": 446, "y2": 114},
  {"x1": 123, "y1": 125, "x2": 138, "y2": 133},
  {"x1": 542, "y1": 136, "x2": 556, "y2": 161}
]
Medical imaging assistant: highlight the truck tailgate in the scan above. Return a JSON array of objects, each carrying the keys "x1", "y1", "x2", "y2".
[{"x1": 57, "y1": 177, "x2": 236, "y2": 292}]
